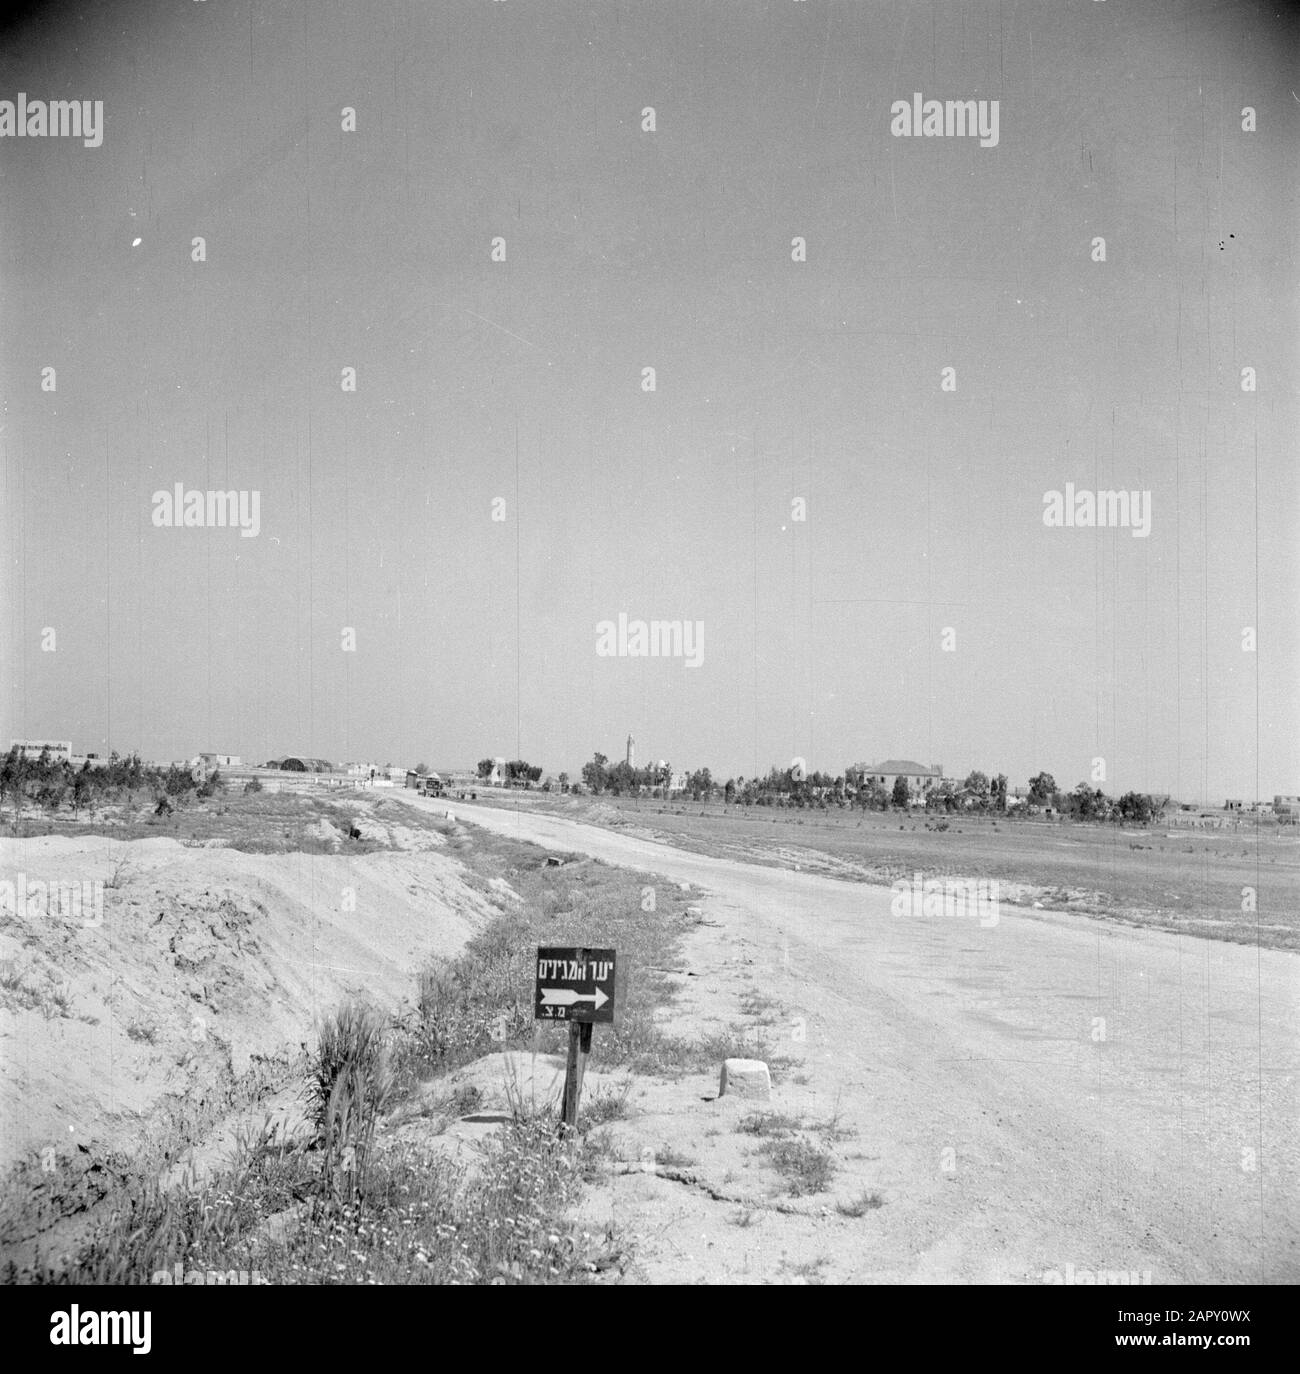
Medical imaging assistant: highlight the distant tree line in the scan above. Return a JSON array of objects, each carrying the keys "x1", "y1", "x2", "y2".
[
  {"x1": 570, "y1": 753, "x2": 1166, "y2": 824},
  {"x1": 1027, "y1": 773, "x2": 1164, "y2": 824},
  {"x1": 577, "y1": 753, "x2": 713, "y2": 799},
  {"x1": 476, "y1": 758, "x2": 543, "y2": 787},
  {"x1": 0, "y1": 746, "x2": 227, "y2": 819}
]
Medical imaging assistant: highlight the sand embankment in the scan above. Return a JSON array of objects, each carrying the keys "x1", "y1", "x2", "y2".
[{"x1": 0, "y1": 829, "x2": 490, "y2": 1173}]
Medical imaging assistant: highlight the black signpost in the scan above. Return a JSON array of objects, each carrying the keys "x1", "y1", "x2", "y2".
[{"x1": 535, "y1": 946, "x2": 616, "y2": 1130}]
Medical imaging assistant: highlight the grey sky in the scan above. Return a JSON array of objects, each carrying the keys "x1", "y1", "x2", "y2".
[{"x1": 2, "y1": 0, "x2": 1296, "y2": 800}]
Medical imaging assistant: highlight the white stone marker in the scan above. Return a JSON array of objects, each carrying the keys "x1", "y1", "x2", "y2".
[{"x1": 719, "y1": 1058, "x2": 771, "y2": 1101}]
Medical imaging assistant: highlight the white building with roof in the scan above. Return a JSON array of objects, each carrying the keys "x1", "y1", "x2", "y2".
[{"x1": 861, "y1": 760, "x2": 944, "y2": 799}]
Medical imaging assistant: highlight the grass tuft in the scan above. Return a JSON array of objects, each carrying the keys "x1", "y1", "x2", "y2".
[
  {"x1": 309, "y1": 1002, "x2": 393, "y2": 1201},
  {"x1": 760, "y1": 1137, "x2": 836, "y2": 1197},
  {"x1": 737, "y1": 1111, "x2": 804, "y2": 1137},
  {"x1": 836, "y1": 1189, "x2": 885, "y2": 1217}
]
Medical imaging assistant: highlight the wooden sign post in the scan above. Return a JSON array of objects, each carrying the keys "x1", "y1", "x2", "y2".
[
  {"x1": 535, "y1": 946, "x2": 616, "y2": 1133},
  {"x1": 561, "y1": 1021, "x2": 593, "y2": 1130}
]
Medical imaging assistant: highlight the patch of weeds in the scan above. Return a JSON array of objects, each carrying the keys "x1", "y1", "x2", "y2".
[
  {"x1": 104, "y1": 852, "x2": 136, "y2": 889},
  {"x1": 308, "y1": 1002, "x2": 394, "y2": 1201},
  {"x1": 582, "y1": 1080, "x2": 633, "y2": 1127},
  {"x1": 836, "y1": 1189, "x2": 885, "y2": 1217},
  {"x1": 730, "y1": 1208, "x2": 760, "y2": 1228},
  {"x1": 500, "y1": 1055, "x2": 560, "y2": 1124},
  {"x1": 26, "y1": 1113, "x2": 620, "y2": 1286},
  {"x1": 125, "y1": 1019, "x2": 158, "y2": 1044},
  {"x1": 812, "y1": 1105, "x2": 855, "y2": 1144},
  {"x1": 760, "y1": 1137, "x2": 836, "y2": 1197},
  {"x1": 577, "y1": 1128, "x2": 619, "y2": 1184},
  {"x1": 15, "y1": 1029, "x2": 621, "y2": 1286},
  {"x1": 651, "y1": 1142, "x2": 695, "y2": 1169},
  {"x1": 780, "y1": 1255, "x2": 831, "y2": 1283},
  {"x1": 738, "y1": 988, "x2": 782, "y2": 1023},
  {"x1": 737, "y1": 1111, "x2": 804, "y2": 1137},
  {"x1": 448, "y1": 1083, "x2": 483, "y2": 1116},
  {"x1": 0, "y1": 960, "x2": 72, "y2": 1018},
  {"x1": 388, "y1": 1079, "x2": 482, "y2": 1134},
  {"x1": 613, "y1": 1015, "x2": 790, "y2": 1079}
]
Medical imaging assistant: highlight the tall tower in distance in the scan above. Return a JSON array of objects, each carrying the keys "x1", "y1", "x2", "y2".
[{"x1": 626, "y1": 734, "x2": 635, "y2": 768}]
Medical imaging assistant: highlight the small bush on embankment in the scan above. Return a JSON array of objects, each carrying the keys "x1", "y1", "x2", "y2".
[{"x1": 310, "y1": 1003, "x2": 394, "y2": 1201}]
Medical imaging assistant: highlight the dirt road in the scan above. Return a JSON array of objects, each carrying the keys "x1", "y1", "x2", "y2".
[{"x1": 432, "y1": 796, "x2": 1299, "y2": 1284}]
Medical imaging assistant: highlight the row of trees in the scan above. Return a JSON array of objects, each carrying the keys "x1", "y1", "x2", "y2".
[
  {"x1": 475, "y1": 758, "x2": 543, "y2": 786},
  {"x1": 0, "y1": 746, "x2": 224, "y2": 817},
  {"x1": 714, "y1": 766, "x2": 1013, "y2": 813},
  {"x1": 569, "y1": 753, "x2": 1166, "y2": 824},
  {"x1": 1028, "y1": 773, "x2": 1165, "y2": 824},
  {"x1": 576, "y1": 753, "x2": 713, "y2": 800},
  {"x1": 461, "y1": 747, "x2": 1167, "y2": 825}
]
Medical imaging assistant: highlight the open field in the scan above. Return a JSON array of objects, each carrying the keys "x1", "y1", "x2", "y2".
[{"x1": 463, "y1": 790, "x2": 1300, "y2": 950}]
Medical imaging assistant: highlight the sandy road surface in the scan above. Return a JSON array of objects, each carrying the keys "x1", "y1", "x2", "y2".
[{"x1": 423, "y1": 796, "x2": 1299, "y2": 1284}]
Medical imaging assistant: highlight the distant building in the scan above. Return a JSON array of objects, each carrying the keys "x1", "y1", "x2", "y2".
[
  {"x1": 10, "y1": 739, "x2": 73, "y2": 762},
  {"x1": 1274, "y1": 795, "x2": 1300, "y2": 819},
  {"x1": 433, "y1": 769, "x2": 480, "y2": 793},
  {"x1": 626, "y1": 734, "x2": 635, "y2": 768},
  {"x1": 199, "y1": 753, "x2": 240, "y2": 768},
  {"x1": 269, "y1": 757, "x2": 334, "y2": 772},
  {"x1": 1225, "y1": 799, "x2": 1243, "y2": 811},
  {"x1": 862, "y1": 760, "x2": 944, "y2": 799}
]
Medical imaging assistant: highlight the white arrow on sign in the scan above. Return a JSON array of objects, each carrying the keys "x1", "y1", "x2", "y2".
[{"x1": 540, "y1": 986, "x2": 609, "y2": 1010}]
